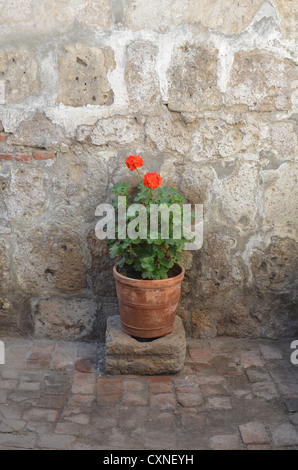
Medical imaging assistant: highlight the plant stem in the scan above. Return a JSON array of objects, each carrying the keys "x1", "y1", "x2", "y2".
[{"x1": 136, "y1": 168, "x2": 143, "y2": 184}]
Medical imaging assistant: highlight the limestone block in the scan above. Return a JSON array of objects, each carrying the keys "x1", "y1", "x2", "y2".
[
  {"x1": 262, "y1": 162, "x2": 298, "y2": 238},
  {"x1": 124, "y1": 0, "x2": 190, "y2": 32},
  {"x1": 0, "y1": 1, "x2": 112, "y2": 37},
  {"x1": 190, "y1": 119, "x2": 245, "y2": 160},
  {"x1": 7, "y1": 113, "x2": 65, "y2": 148},
  {"x1": 191, "y1": 309, "x2": 218, "y2": 339},
  {"x1": 57, "y1": 44, "x2": 115, "y2": 107},
  {"x1": 188, "y1": 0, "x2": 264, "y2": 34},
  {"x1": 217, "y1": 302, "x2": 261, "y2": 338},
  {"x1": 0, "y1": 0, "x2": 33, "y2": 37},
  {"x1": 225, "y1": 50, "x2": 298, "y2": 112},
  {"x1": 4, "y1": 167, "x2": 47, "y2": 220},
  {"x1": 84, "y1": 116, "x2": 141, "y2": 146},
  {"x1": 125, "y1": 40, "x2": 161, "y2": 113},
  {"x1": 13, "y1": 226, "x2": 87, "y2": 294},
  {"x1": 249, "y1": 237, "x2": 297, "y2": 295},
  {"x1": 167, "y1": 44, "x2": 221, "y2": 113},
  {"x1": 87, "y1": 231, "x2": 116, "y2": 298},
  {"x1": 270, "y1": 121, "x2": 298, "y2": 161},
  {"x1": 0, "y1": 240, "x2": 11, "y2": 293},
  {"x1": 34, "y1": 297, "x2": 99, "y2": 340},
  {"x1": 0, "y1": 49, "x2": 40, "y2": 104},
  {"x1": 275, "y1": 0, "x2": 298, "y2": 39},
  {"x1": 180, "y1": 164, "x2": 215, "y2": 203},
  {"x1": 51, "y1": 150, "x2": 109, "y2": 223},
  {"x1": 219, "y1": 161, "x2": 258, "y2": 229},
  {"x1": 106, "y1": 315, "x2": 186, "y2": 375},
  {"x1": 195, "y1": 232, "x2": 243, "y2": 309},
  {"x1": 145, "y1": 115, "x2": 191, "y2": 155}
]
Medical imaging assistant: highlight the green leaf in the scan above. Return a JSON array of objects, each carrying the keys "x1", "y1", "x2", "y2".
[{"x1": 112, "y1": 182, "x2": 130, "y2": 196}]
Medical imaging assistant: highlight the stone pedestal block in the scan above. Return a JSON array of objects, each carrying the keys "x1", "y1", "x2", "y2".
[{"x1": 105, "y1": 315, "x2": 186, "y2": 375}]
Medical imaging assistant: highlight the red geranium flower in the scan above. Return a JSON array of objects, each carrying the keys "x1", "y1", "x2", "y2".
[
  {"x1": 126, "y1": 155, "x2": 144, "y2": 171},
  {"x1": 143, "y1": 172, "x2": 163, "y2": 189}
]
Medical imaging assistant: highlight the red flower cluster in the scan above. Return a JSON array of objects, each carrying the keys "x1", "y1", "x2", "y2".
[
  {"x1": 143, "y1": 172, "x2": 163, "y2": 189},
  {"x1": 126, "y1": 155, "x2": 144, "y2": 171}
]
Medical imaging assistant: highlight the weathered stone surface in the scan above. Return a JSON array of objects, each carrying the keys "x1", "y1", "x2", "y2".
[
  {"x1": 191, "y1": 309, "x2": 218, "y2": 339},
  {"x1": 168, "y1": 44, "x2": 222, "y2": 112},
  {"x1": 4, "y1": 167, "x2": 48, "y2": 221},
  {"x1": 217, "y1": 302, "x2": 260, "y2": 338},
  {"x1": 219, "y1": 161, "x2": 258, "y2": 229},
  {"x1": 0, "y1": 240, "x2": 11, "y2": 293},
  {"x1": 180, "y1": 164, "x2": 215, "y2": 203},
  {"x1": 275, "y1": 0, "x2": 298, "y2": 39},
  {"x1": 249, "y1": 237, "x2": 297, "y2": 296},
  {"x1": 125, "y1": 41, "x2": 161, "y2": 113},
  {"x1": 14, "y1": 226, "x2": 87, "y2": 294},
  {"x1": 270, "y1": 121, "x2": 297, "y2": 161},
  {"x1": 0, "y1": 0, "x2": 113, "y2": 38},
  {"x1": 0, "y1": 0, "x2": 33, "y2": 37},
  {"x1": 262, "y1": 162, "x2": 298, "y2": 238},
  {"x1": 190, "y1": 118, "x2": 249, "y2": 161},
  {"x1": 77, "y1": 116, "x2": 141, "y2": 147},
  {"x1": 57, "y1": 44, "x2": 115, "y2": 107},
  {"x1": 87, "y1": 231, "x2": 116, "y2": 299},
  {"x1": 196, "y1": 233, "x2": 243, "y2": 308},
  {"x1": 34, "y1": 297, "x2": 99, "y2": 340},
  {"x1": 124, "y1": 0, "x2": 190, "y2": 32},
  {"x1": 106, "y1": 315, "x2": 186, "y2": 375},
  {"x1": 51, "y1": 150, "x2": 109, "y2": 223},
  {"x1": 7, "y1": 113, "x2": 65, "y2": 148},
  {"x1": 225, "y1": 50, "x2": 298, "y2": 111},
  {"x1": 188, "y1": 0, "x2": 264, "y2": 34},
  {"x1": 0, "y1": 49, "x2": 40, "y2": 104},
  {"x1": 145, "y1": 115, "x2": 191, "y2": 155}
]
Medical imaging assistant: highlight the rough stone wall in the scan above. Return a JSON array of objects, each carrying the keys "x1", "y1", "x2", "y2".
[{"x1": 0, "y1": 0, "x2": 297, "y2": 340}]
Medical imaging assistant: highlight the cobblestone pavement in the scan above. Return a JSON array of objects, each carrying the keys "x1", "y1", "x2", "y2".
[{"x1": 0, "y1": 335, "x2": 297, "y2": 450}]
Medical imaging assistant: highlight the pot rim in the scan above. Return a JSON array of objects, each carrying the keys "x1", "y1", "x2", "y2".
[{"x1": 113, "y1": 263, "x2": 185, "y2": 288}]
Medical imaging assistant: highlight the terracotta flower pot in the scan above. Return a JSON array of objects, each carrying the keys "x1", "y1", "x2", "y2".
[{"x1": 113, "y1": 264, "x2": 185, "y2": 339}]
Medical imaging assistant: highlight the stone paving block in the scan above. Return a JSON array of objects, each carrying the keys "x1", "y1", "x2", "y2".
[
  {"x1": 38, "y1": 394, "x2": 66, "y2": 409},
  {"x1": 122, "y1": 390, "x2": 149, "y2": 406},
  {"x1": 200, "y1": 382, "x2": 230, "y2": 397},
  {"x1": 0, "y1": 434, "x2": 37, "y2": 449},
  {"x1": 180, "y1": 408, "x2": 206, "y2": 428},
  {"x1": 63, "y1": 413, "x2": 90, "y2": 426},
  {"x1": 259, "y1": 344, "x2": 283, "y2": 361},
  {"x1": 251, "y1": 382, "x2": 279, "y2": 400},
  {"x1": 71, "y1": 372, "x2": 96, "y2": 395},
  {"x1": 209, "y1": 434, "x2": 242, "y2": 450},
  {"x1": 289, "y1": 413, "x2": 298, "y2": 426},
  {"x1": 245, "y1": 367, "x2": 272, "y2": 383},
  {"x1": 54, "y1": 422, "x2": 82, "y2": 436},
  {"x1": 147, "y1": 377, "x2": 173, "y2": 394},
  {"x1": 284, "y1": 398, "x2": 298, "y2": 414},
  {"x1": 240, "y1": 349, "x2": 264, "y2": 369},
  {"x1": 22, "y1": 408, "x2": 58, "y2": 423},
  {"x1": 189, "y1": 347, "x2": 213, "y2": 364},
  {"x1": 177, "y1": 392, "x2": 203, "y2": 408},
  {"x1": 239, "y1": 422, "x2": 271, "y2": 445},
  {"x1": 18, "y1": 381, "x2": 40, "y2": 391},
  {"x1": 105, "y1": 315, "x2": 186, "y2": 375},
  {"x1": 206, "y1": 397, "x2": 233, "y2": 410},
  {"x1": 96, "y1": 377, "x2": 122, "y2": 405},
  {"x1": 272, "y1": 424, "x2": 298, "y2": 447},
  {"x1": 38, "y1": 433, "x2": 76, "y2": 450},
  {"x1": 150, "y1": 393, "x2": 177, "y2": 411}
]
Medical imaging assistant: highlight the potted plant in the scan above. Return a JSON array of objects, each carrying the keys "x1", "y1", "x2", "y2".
[{"x1": 105, "y1": 155, "x2": 192, "y2": 339}]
